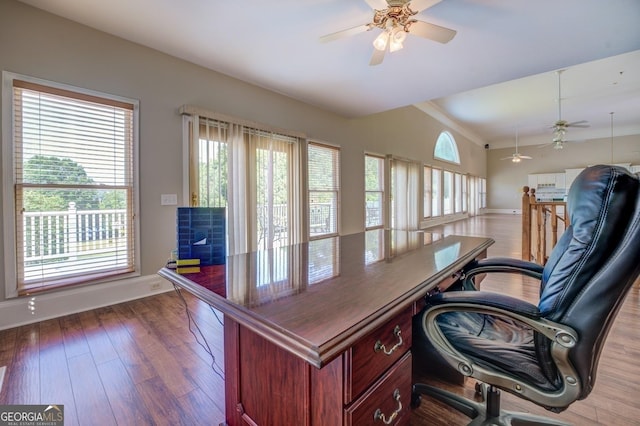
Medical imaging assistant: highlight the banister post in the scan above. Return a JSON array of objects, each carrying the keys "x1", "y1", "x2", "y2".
[
  {"x1": 551, "y1": 204, "x2": 559, "y2": 248},
  {"x1": 522, "y1": 186, "x2": 531, "y2": 261}
]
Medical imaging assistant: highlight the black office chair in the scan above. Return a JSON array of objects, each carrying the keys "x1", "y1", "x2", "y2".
[{"x1": 412, "y1": 165, "x2": 640, "y2": 425}]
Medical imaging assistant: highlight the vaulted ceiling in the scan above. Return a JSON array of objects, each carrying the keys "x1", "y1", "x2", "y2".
[{"x1": 19, "y1": 0, "x2": 640, "y2": 148}]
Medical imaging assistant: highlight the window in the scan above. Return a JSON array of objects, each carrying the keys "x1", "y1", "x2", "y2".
[
  {"x1": 469, "y1": 176, "x2": 479, "y2": 216},
  {"x1": 191, "y1": 119, "x2": 228, "y2": 208},
  {"x1": 251, "y1": 129, "x2": 299, "y2": 250},
  {"x1": 434, "y1": 131, "x2": 460, "y2": 164},
  {"x1": 183, "y1": 107, "x2": 305, "y2": 254},
  {"x1": 390, "y1": 157, "x2": 420, "y2": 230},
  {"x1": 365, "y1": 154, "x2": 384, "y2": 229},
  {"x1": 479, "y1": 178, "x2": 487, "y2": 209},
  {"x1": 3, "y1": 74, "x2": 139, "y2": 297},
  {"x1": 454, "y1": 172, "x2": 462, "y2": 213},
  {"x1": 443, "y1": 170, "x2": 454, "y2": 215},
  {"x1": 423, "y1": 166, "x2": 432, "y2": 219},
  {"x1": 308, "y1": 142, "x2": 340, "y2": 238},
  {"x1": 431, "y1": 168, "x2": 441, "y2": 217},
  {"x1": 462, "y1": 174, "x2": 468, "y2": 213}
]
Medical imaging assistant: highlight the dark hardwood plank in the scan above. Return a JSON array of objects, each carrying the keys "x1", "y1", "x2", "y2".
[
  {"x1": 67, "y1": 352, "x2": 116, "y2": 425},
  {"x1": 142, "y1": 342, "x2": 197, "y2": 399},
  {"x1": 96, "y1": 358, "x2": 155, "y2": 425},
  {"x1": 168, "y1": 341, "x2": 225, "y2": 411},
  {"x1": 77, "y1": 309, "x2": 119, "y2": 366},
  {"x1": 38, "y1": 319, "x2": 79, "y2": 426},
  {"x1": 3, "y1": 324, "x2": 40, "y2": 405},
  {"x1": 94, "y1": 306, "x2": 158, "y2": 385},
  {"x1": 0, "y1": 327, "x2": 17, "y2": 402},
  {"x1": 59, "y1": 313, "x2": 90, "y2": 359},
  {"x1": 135, "y1": 375, "x2": 196, "y2": 426},
  {"x1": 177, "y1": 387, "x2": 225, "y2": 426}
]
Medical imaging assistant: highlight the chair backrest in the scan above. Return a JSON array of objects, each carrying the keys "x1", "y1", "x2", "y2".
[{"x1": 537, "y1": 164, "x2": 640, "y2": 399}]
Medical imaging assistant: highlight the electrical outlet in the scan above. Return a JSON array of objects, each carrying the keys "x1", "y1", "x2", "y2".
[{"x1": 161, "y1": 194, "x2": 177, "y2": 205}]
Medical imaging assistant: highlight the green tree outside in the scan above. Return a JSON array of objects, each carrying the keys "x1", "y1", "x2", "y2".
[{"x1": 23, "y1": 155, "x2": 125, "y2": 211}]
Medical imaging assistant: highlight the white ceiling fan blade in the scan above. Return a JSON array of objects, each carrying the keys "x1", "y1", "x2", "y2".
[
  {"x1": 500, "y1": 156, "x2": 514, "y2": 160},
  {"x1": 567, "y1": 120, "x2": 590, "y2": 128},
  {"x1": 365, "y1": 0, "x2": 388, "y2": 10},
  {"x1": 369, "y1": 47, "x2": 386, "y2": 66},
  {"x1": 319, "y1": 24, "x2": 372, "y2": 43},
  {"x1": 520, "y1": 155, "x2": 533, "y2": 159},
  {"x1": 538, "y1": 142, "x2": 556, "y2": 149},
  {"x1": 408, "y1": 0, "x2": 442, "y2": 12},
  {"x1": 408, "y1": 20, "x2": 456, "y2": 43}
]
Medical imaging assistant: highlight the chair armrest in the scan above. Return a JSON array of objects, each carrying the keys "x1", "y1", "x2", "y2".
[
  {"x1": 425, "y1": 291, "x2": 576, "y2": 345},
  {"x1": 428, "y1": 291, "x2": 541, "y2": 319},
  {"x1": 462, "y1": 257, "x2": 544, "y2": 289},
  {"x1": 421, "y1": 292, "x2": 581, "y2": 409}
]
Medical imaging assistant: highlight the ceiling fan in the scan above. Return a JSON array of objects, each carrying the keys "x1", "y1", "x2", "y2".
[
  {"x1": 547, "y1": 69, "x2": 590, "y2": 149},
  {"x1": 501, "y1": 129, "x2": 532, "y2": 163},
  {"x1": 319, "y1": 0, "x2": 456, "y2": 66}
]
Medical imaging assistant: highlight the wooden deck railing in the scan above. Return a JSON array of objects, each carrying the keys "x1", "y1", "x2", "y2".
[{"x1": 522, "y1": 186, "x2": 568, "y2": 265}]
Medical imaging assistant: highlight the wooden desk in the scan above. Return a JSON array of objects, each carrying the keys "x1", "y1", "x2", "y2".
[{"x1": 159, "y1": 230, "x2": 493, "y2": 425}]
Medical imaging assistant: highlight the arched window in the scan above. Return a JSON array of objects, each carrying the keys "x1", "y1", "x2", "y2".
[{"x1": 434, "y1": 131, "x2": 460, "y2": 164}]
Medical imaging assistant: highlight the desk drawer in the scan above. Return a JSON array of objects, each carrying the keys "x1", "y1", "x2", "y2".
[
  {"x1": 345, "y1": 351, "x2": 412, "y2": 426},
  {"x1": 346, "y1": 306, "x2": 412, "y2": 401}
]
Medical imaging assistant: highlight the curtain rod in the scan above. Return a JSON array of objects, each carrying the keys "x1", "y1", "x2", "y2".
[{"x1": 179, "y1": 105, "x2": 307, "y2": 140}]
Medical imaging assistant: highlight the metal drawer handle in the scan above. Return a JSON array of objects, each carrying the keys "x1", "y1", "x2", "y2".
[
  {"x1": 374, "y1": 325, "x2": 403, "y2": 355},
  {"x1": 373, "y1": 389, "x2": 402, "y2": 424}
]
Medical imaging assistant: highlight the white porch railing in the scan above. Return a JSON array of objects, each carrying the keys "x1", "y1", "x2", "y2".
[{"x1": 23, "y1": 203, "x2": 128, "y2": 265}]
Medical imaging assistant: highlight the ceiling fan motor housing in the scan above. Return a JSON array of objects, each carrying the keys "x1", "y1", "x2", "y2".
[{"x1": 372, "y1": 3, "x2": 418, "y2": 32}]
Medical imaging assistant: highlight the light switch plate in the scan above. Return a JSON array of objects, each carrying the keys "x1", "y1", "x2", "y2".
[{"x1": 161, "y1": 194, "x2": 178, "y2": 205}]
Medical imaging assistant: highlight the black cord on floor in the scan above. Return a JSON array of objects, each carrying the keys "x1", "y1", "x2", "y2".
[
  {"x1": 173, "y1": 284, "x2": 225, "y2": 381},
  {"x1": 209, "y1": 305, "x2": 224, "y2": 326}
]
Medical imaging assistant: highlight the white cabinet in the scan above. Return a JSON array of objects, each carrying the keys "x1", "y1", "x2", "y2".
[{"x1": 528, "y1": 173, "x2": 566, "y2": 190}]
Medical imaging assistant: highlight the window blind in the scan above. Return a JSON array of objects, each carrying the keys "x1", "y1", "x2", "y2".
[
  {"x1": 308, "y1": 142, "x2": 340, "y2": 238},
  {"x1": 365, "y1": 154, "x2": 384, "y2": 229},
  {"x1": 13, "y1": 79, "x2": 136, "y2": 294}
]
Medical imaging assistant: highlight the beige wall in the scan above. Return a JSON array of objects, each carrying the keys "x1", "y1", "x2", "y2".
[
  {"x1": 351, "y1": 106, "x2": 486, "y2": 177},
  {"x1": 487, "y1": 134, "x2": 640, "y2": 210},
  {"x1": 0, "y1": 0, "x2": 485, "y2": 302}
]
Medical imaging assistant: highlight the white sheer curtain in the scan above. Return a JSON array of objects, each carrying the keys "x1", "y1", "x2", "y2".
[
  {"x1": 469, "y1": 176, "x2": 479, "y2": 216},
  {"x1": 248, "y1": 129, "x2": 295, "y2": 251},
  {"x1": 389, "y1": 156, "x2": 420, "y2": 230},
  {"x1": 182, "y1": 105, "x2": 306, "y2": 256},
  {"x1": 227, "y1": 123, "x2": 249, "y2": 255}
]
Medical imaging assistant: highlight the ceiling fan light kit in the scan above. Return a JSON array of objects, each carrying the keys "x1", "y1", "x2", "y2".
[
  {"x1": 320, "y1": 0, "x2": 456, "y2": 66},
  {"x1": 501, "y1": 128, "x2": 533, "y2": 163},
  {"x1": 373, "y1": 31, "x2": 390, "y2": 50},
  {"x1": 546, "y1": 69, "x2": 590, "y2": 149}
]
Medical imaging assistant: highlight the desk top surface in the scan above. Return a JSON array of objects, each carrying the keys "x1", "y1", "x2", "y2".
[{"x1": 158, "y1": 230, "x2": 493, "y2": 367}]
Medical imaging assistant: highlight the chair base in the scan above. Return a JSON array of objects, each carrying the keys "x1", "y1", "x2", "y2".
[{"x1": 412, "y1": 383, "x2": 571, "y2": 426}]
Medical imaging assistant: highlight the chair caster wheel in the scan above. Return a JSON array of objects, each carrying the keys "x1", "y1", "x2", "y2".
[{"x1": 411, "y1": 392, "x2": 422, "y2": 409}]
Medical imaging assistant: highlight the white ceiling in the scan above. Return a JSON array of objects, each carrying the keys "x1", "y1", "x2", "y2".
[{"x1": 19, "y1": 0, "x2": 640, "y2": 149}]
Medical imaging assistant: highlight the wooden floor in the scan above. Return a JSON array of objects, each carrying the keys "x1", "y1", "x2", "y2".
[{"x1": 1, "y1": 214, "x2": 639, "y2": 425}]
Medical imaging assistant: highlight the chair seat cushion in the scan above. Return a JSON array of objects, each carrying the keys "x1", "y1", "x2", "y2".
[{"x1": 436, "y1": 311, "x2": 560, "y2": 391}]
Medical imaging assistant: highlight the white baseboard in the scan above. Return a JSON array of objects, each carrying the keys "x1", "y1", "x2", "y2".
[
  {"x1": 420, "y1": 213, "x2": 469, "y2": 229},
  {"x1": 484, "y1": 209, "x2": 522, "y2": 215},
  {"x1": 0, "y1": 274, "x2": 173, "y2": 331}
]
